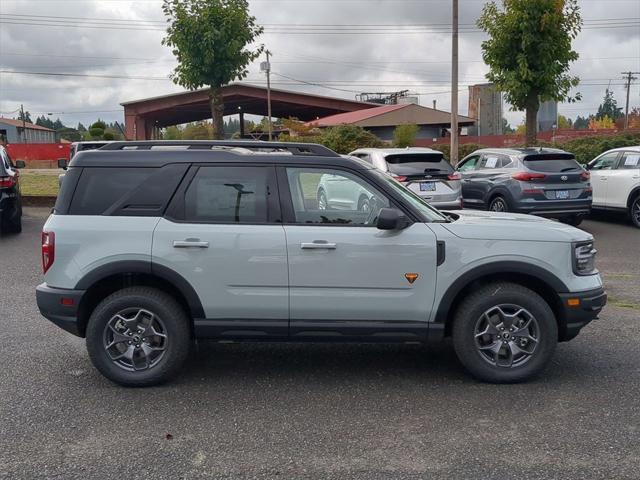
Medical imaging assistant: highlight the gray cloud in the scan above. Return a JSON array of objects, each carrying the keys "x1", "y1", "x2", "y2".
[{"x1": 0, "y1": 0, "x2": 638, "y2": 129}]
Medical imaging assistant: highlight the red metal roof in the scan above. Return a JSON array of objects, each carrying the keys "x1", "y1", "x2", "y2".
[
  {"x1": 308, "y1": 104, "x2": 407, "y2": 127},
  {"x1": 0, "y1": 117, "x2": 55, "y2": 132}
]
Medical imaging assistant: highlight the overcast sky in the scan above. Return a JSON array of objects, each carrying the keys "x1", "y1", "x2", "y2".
[{"x1": 1, "y1": 0, "x2": 639, "y2": 129}]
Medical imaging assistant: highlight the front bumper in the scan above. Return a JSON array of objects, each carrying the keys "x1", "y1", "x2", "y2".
[
  {"x1": 36, "y1": 283, "x2": 85, "y2": 337},
  {"x1": 558, "y1": 286, "x2": 607, "y2": 341}
]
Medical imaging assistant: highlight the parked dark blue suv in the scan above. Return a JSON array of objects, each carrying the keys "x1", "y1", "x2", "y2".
[
  {"x1": 0, "y1": 146, "x2": 25, "y2": 234},
  {"x1": 457, "y1": 148, "x2": 592, "y2": 226}
]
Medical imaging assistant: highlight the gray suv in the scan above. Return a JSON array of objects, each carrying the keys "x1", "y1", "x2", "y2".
[
  {"x1": 36, "y1": 141, "x2": 605, "y2": 387},
  {"x1": 457, "y1": 148, "x2": 592, "y2": 226}
]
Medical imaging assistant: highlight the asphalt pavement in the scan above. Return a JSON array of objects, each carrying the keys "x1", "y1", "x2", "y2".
[{"x1": 0, "y1": 208, "x2": 638, "y2": 480}]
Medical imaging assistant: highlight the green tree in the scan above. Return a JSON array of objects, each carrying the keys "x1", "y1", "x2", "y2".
[
  {"x1": 280, "y1": 125, "x2": 383, "y2": 154},
  {"x1": 182, "y1": 122, "x2": 212, "y2": 140},
  {"x1": 573, "y1": 115, "x2": 590, "y2": 130},
  {"x1": 77, "y1": 123, "x2": 87, "y2": 132},
  {"x1": 163, "y1": 125, "x2": 184, "y2": 140},
  {"x1": 501, "y1": 118, "x2": 515, "y2": 134},
  {"x1": 17, "y1": 110, "x2": 33, "y2": 124},
  {"x1": 478, "y1": 0, "x2": 582, "y2": 145},
  {"x1": 557, "y1": 115, "x2": 572, "y2": 129},
  {"x1": 162, "y1": 0, "x2": 263, "y2": 139},
  {"x1": 393, "y1": 123, "x2": 419, "y2": 147},
  {"x1": 88, "y1": 120, "x2": 107, "y2": 140},
  {"x1": 596, "y1": 89, "x2": 623, "y2": 120}
]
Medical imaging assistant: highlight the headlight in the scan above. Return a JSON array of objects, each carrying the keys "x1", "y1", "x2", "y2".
[{"x1": 573, "y1": 241, "x2": 597, "y2": 276}]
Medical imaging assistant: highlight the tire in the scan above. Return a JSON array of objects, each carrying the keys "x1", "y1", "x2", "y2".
[
  {"x1": 560, "y1": 214, "x2": 584, "y2": 227},
  {"x1": 452, "y1": 282, "x2": 558, "y2": 383},
  {"x1": 86, "y1": 287, "x2": 191, "y2": 387},
  {"x1": 0, "y1": 207, "x2": 22, "y2": 234},
  {"x1": 488, "y1": 196, "x2": 509, "y2": 213},
  {"x1": 317, "y1": 189, "x2": 328, "y2": 210},
  {"x1": 630, "y1": 195, "x2": 640, "y2": 229}
]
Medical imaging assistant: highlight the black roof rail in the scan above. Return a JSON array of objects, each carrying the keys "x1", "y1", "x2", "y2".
[{"x1": 99, "y1": 140, "x2": 340, "y2": 157}]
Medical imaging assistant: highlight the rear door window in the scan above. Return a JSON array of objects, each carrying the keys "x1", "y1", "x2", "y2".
[
  {"x1": 385, "y1": 153, "x2": 452, "y2": 176},
  {"x1": 183, "y1": 166, "x2": 271, "y2": 223},
  {"x1": 523, "y1": 155, "x2": 582, "y2": 173},
  {"x1": 619, "y1": 152, "x2": 640, "y2": 169}
]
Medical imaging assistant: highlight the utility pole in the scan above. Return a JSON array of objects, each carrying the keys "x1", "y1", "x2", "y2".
[
  {"x1": 450, "y1": 0, "x2": 459, "y2": 165},
  {"x1": 621, "y1": 71, "x2": 639, "y2": 129},
  {"x1": 261, "y1": 50, "x2": 273, "y2": 141},
  {"x1": 20, "y1": 104, "x2": 26, "y2": 143}
]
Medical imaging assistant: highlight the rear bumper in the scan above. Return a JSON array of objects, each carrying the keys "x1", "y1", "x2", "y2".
[
  {"x1": 36, "y1": 283, "x2": 85, "y2": 337},
  {"x1": 515, "y1": 199, "x2": 592, "y2": 218},
  {"x1": 558, "y1": 286, "x2": 607, "y2": 341}
]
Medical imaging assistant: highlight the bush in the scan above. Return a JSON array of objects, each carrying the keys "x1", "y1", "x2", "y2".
[
  {"x1": 560, "y1": 133, "x2": 640, "y2": 164},
  {"x1": 393, "y1": 123, "x2": 419, "y2": 148},
  {"x1": 102, "y1": 132, "x2": 115, "y2": 141},
  {"x1": 90, "y1": 120, "x2": 107, "y2": 131},
  {"x1": 279, "y1": 124, "x2": 383, "y2": 154},
  {"x1": 88, "y1": 127, "x2": 104, "y2": 139}
]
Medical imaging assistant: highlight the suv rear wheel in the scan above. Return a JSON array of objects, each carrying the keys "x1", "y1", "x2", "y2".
[
  {"x1": 488, "y1": 196, "x2": 509, "y2": 213},
  {"x1": 86, "y1": 287, "x2": 191, "y2": 387},
  {"x1": 630, "y1": 195, "x2": 640, "y2": 228},
  {"x1": 452, "y1": 282, "x2": 557, "y2": 383}
]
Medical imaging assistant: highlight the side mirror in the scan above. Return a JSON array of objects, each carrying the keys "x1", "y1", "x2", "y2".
[
  {"x1": 585, "y1": 163, "x2": 593, "y2": 171},
  {"x1": 57, "y1": 158, "x2": 68, "y2": 170},
  {"x1": 377, "y1": 208, "x2": 410, "y2": 230},
  {"x1": 14, "y1": 160, "x2": 26, "y2": 169}
]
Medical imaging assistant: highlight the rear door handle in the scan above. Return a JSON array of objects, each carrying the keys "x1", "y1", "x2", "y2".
[
  {"x1": 301, "y1": 241, "x2": 337, "y2": 250},
  {"x1": 173, "y1": 239, "x2": 209, "y2": 248}
]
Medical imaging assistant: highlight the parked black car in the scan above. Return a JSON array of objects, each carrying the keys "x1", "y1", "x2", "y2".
[
  {"x1": 457, "y1": 148, "x2": 592, "y2": 226},
  {"x1": 0, "y1": 145, "x2": 26, "y2": 234}
]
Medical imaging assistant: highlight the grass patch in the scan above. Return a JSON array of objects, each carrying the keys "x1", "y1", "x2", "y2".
[
  {"x1": 608, "y1": 297, "x2": 640, "y2": 311},
  {"x1": 20, "y1": 172, "x2": 59, "y2": 197}
]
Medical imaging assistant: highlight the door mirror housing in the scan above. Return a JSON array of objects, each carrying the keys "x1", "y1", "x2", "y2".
[
  {"x1": 14, "y1": 160, "x2": 26, "y2": 169},
  {"x1": 376, "y1": 208, "x2": 411, "y2": 230},
  {"x1": 57, "y1": 158, "x2": 68, "y2": 170}
]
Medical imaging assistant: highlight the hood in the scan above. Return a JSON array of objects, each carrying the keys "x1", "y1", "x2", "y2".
[{"x1": 441, "y1": 210, "x2": 593, "y2": 243}]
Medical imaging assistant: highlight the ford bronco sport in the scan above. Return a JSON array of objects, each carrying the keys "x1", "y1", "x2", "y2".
[{"x1": 36, "y1": 141, "x2": 607, "y2": 386}]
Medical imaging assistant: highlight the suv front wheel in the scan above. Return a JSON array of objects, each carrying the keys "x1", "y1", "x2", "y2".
[
  {"x1": 86, "y1": 287, "x2": 191, "y2": 387},
  {"x1": 452, "y1": 282, "x2": 557, "y2": 383}
]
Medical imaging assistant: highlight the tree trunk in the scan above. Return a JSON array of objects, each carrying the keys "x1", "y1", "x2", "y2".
[
  {"x1": 209, "y1": 85, "x2": 224, "y2": 140},
  {"x1": 525, "y1": 95, "x2": 539, "y2": 146}
]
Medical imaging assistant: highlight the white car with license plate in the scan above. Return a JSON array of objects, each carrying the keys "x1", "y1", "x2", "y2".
[
  {"x1": 349, "y1": 148, "x2": 462, "y2": 210},
  {"x1": 587, "y1": 146, "x2": 640, "y2": 228}
]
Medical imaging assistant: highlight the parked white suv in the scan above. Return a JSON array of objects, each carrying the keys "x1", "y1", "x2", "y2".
[
  {"x1": 349, "y1": 148, "x2": 462, "y2": 210},
  {"x1": 588, "y1": 146, "x2": 640, "y2": 228},
  {"x1": 36, "y1": 141, "x2": 606, "y2": 387}
]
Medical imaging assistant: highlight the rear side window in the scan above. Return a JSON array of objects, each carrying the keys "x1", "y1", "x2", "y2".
[
  {"x1": 385, "y1": 153, "x2": 452, "y2": 175},
  {"x1": 70, "y1": 168, "x2": 153, "y2": 215},
  {"x1": 183, "y1": 166, "x2": 270, "y2": 223},
  {"x1": 619, "y1": 152, "x2": 640, "y2": 169},
  {"x1": 524, "y1": 155, "x2": 582, "y2": 173}
]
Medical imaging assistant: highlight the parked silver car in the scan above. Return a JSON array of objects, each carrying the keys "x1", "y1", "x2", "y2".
[{"x1": 349, "y1": 148, "x2": 462, "y2": 210}]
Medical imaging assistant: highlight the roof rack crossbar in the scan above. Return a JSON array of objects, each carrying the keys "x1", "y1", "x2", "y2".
[{"x1": 99, "y1": 140, "x2": 339, "y2": 157}]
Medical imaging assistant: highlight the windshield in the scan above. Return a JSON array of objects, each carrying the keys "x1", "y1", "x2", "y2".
[
  {"x1": 385, "y1": 153, "x2": 452, "y2": 176},
  {"x1": 371, "y1": 169, "x2": 449, "y2": 222},
  {"x1": 523, "y1": 155, "x2": 582, "y2": 172}
]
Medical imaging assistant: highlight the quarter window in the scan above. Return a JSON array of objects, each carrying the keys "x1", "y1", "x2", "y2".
[
  {"x1": 285, "y1": 168, "x2": 389, "y2": 226},
  {"x1": 184, "y1": 166, "x2": 270, "y2": 223}
]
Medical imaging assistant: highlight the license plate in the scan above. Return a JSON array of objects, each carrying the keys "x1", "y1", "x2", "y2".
[
  {"x1": 555, "y1": 190, "x2": 570, "y2": 199},
  {"x1": 420, "y1": 182, "x2": 436, "y2": 192}
]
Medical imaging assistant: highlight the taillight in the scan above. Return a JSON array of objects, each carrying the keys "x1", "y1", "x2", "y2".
[
  {"x1": 42, "y1": 231, "x2": 55, "y2": 274},
  {"x1": 0, "y1": 176, "x2": 15, "y2": 188},
  {"x1": 512, "y1": 172, "x2": 546, "y2": 182},
  {"x1": 392, "y1": 174, "x2": 407, "y2": 182},
  {"x1": 580, "y1": 171, "x2": 590, "y2": 181},
  {"x1": 447, "y1": 172, "x2": 462, "y2": 181}
]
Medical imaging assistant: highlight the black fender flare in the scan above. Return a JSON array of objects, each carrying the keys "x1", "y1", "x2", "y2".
[
  {"x1": 433, "y1": 261, "x2": 569, "y2": 325},
  {"x1": 74, "y1": 260, "x2": 205, "y2": 318},
  {"x1": 484, "y1": 186, "x2": 513, "y2": 208}
]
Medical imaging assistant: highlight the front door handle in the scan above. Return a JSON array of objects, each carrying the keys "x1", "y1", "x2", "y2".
[
  {"x1": 173, "y1": 239, "x2": 209, "y2": 248},
  {"x1": 301, "y1": 241, "x2": 337, "y2": 250}
]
